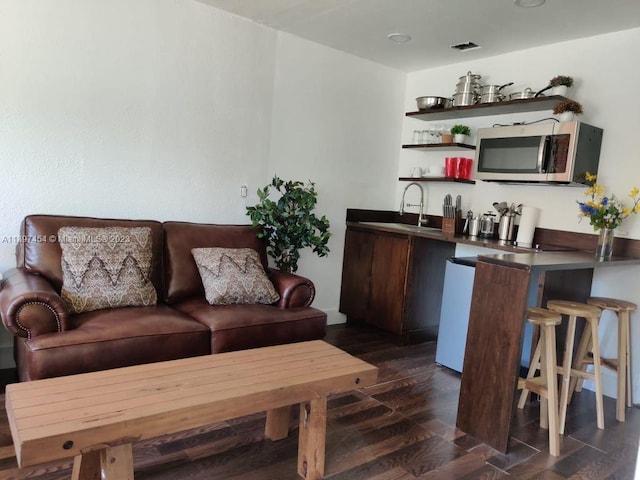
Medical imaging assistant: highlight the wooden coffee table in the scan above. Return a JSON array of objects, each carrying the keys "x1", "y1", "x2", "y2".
[{"x1": 5, "y1": 340, "x2": 378, "y2": 480}]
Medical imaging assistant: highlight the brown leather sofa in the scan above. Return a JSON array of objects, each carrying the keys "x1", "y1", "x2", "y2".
[{"x1": 0, "y1": 215, "x2": 327, "y2": 381}]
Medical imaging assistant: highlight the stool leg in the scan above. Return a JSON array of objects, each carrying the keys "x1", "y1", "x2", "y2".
[
  {"x1": 570, "y1": 326, "x2": 592, "y2": 399},
  {"x1": 624, "y1": 310, "x2": 632, "y2": 408},
  {"x1": 539, "y1": 331, "x2": 549, "y2": 430},
  {"x1": 617, "y1": 311, "x2": 627, "y2": 422},
  {"x1": 518, "y1": 336, "x2": 542, "y2": 409},
  {"x1": 589, "y1": 316, "x2": 605, "y2": 430},
  {"x1": 543, "y1": 325, "x2": 560, "y2": 456},
  {"x1": 559, "y1": 314, "x2": 577, "y2": 435}
]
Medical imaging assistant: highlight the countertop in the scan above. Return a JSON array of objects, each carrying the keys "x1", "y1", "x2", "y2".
[{"x1": 348, "y1": 220, "x2": 640, "y2": 271}]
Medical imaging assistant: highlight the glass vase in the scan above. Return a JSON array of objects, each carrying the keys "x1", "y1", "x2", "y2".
[{"x1": 595, "y1": 228, "x2": 615, "y2": 260}]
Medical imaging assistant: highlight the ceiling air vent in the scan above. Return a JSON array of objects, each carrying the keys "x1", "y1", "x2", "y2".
[{"x1": 450, "y1": 41, "x2": 481, "y2": 52}]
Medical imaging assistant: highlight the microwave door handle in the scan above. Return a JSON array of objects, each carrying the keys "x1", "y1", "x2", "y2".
[{"x1": 537, "y1": 135, "x2": 548, "y2": 173}]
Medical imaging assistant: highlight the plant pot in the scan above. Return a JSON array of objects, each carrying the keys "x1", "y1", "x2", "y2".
[
  {"x1": 595, "y1": 228, "x2": 615, "y2": 260},
  {"x1": 454, "y1": 134, "x2": 467, "y2": 144},
  {"x1": 558, "y1": 111, "x2": 575, "y2": 122},
  {"x1": 551, "y1": 85, "x2": 568, "y2": 96}
]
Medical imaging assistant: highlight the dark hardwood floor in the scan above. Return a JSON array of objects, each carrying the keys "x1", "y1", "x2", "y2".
[{"x1": 0, "y1": 323, "x2": 638, "y2": 479}]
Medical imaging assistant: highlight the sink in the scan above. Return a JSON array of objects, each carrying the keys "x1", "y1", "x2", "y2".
[{"x1": 359, "y1": 222, "x2": 443, "y2": 234}]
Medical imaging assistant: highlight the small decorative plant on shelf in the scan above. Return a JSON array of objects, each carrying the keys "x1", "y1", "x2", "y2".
[
  {"x1": 450, "y1": 124, "x2": 471, "y2": 143},
  {"x1": 549, "y1": 75, "x2": 574, "y2": 88},
  {"x1": 553, "y1": 99, "x2": 583, "y2": 121},
  {"x1": 577, "y1": 172, "x2": 640, "y2": 259},
  {"x1": 246, "y1": 176, "x2": 331, "y2": 273},
  {"x1": 549, "y1": 75, "x2": 574, "y2": 96}
]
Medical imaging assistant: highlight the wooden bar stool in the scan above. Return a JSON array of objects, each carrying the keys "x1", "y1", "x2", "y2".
[
  {"x1": 547, "y1": 300, "x2": 604, "y2": 434},
  {"x1": 580, "y1": 297, "x2": 636, "y2": 422},
  {"x1": 517, "y1": 307, "x2": 562, "y2": 456}
]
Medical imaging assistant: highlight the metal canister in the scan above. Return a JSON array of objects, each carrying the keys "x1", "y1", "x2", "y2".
[{"x1": 498, "y1": 213, "x2": 515, "y2": 241}]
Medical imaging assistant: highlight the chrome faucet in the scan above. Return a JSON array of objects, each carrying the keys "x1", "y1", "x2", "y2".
[{"x1": 399, "y1": 182, "x2": 428, "y2": 227}]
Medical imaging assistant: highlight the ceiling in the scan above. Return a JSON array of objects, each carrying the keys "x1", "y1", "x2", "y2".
[{"x1": 195, "y1": 0, "x2": 640, "y2": 72}]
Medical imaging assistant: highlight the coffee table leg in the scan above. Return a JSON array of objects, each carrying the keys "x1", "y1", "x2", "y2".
[
  {"x1": 71, "y1": 444, "x2": 134, "y2": 480},
  {"x1": 297, "y1": 397, "x2": 327, "y2": 480},
  {"x1": 266, "y1": 405, "x2": 292, "y2": 440}
]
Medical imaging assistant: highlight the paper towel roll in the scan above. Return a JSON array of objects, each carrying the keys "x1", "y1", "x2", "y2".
[{"x1": 516, "y1": 206, "x2": 540, "y2": 247}]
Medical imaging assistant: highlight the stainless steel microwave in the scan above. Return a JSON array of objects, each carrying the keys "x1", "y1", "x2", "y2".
[{"x1": 473, "y1": 121, "x2": 603, "y2": 185}]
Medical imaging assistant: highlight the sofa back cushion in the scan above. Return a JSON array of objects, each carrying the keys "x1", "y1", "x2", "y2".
[
  {"x1": 18, "y1": 215, "x2": 164, "y2": 294},
  {"x1": 163, "y1": 222, "x2": 267, "y2": 304},
  {"x1": 59, "y1": 226, "x2": 158, "y2": 313}
]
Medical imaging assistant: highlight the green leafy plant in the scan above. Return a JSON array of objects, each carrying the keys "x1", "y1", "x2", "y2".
[
  {"x1": 246, "y1": 176, "x2": 331, "y2": 273},
  {"x1": 553, "y1": 99, "x2": 583, "y2": 115},
  {"x1": 450, "y1": 124, "x2": 471, "y2": 136},
  {"x1": 549, "y1": 75, "x2": 574, "y2": 87}
]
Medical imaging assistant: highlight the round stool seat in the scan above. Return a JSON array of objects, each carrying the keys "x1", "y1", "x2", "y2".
[
  {"x1": 527, "y1": 307, "x2": 562, "y2": 326},
  {"x1": 547, "y1": 300, "x2": 601, "y2": 318},
  {"x1": 587, "y1": 297, "x2": 637, "y2": 312}
]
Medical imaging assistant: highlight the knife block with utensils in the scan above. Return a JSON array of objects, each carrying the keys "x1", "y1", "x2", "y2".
[{"x1": 442, "y1": 210, "x2": 461, "y2": 234}]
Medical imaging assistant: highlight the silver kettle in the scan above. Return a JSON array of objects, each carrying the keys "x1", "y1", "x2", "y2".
[{"x1": 480, "y1": 213, "x2": 495, "y2": 237}]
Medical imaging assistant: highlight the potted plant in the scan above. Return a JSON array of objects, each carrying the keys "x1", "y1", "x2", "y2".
[
  {"x1": 450, "y1": 124, "x2": 471, "y2": 144},
  {"x1": 553, "y1": 99, "x2": 583, "y2": 122},
  {"x1": 246, "y1": 176, "x2": 331, "y2": 273},
  {"x1": 549, "y1": 75, "x2": 574, "y2": 96}
]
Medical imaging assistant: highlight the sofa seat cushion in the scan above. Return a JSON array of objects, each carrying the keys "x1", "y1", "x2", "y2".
[
  {"x1": 16, "y1": 305, "x2": 211, "y2": 381},
  {"x1": 173, "y1": 298, "x2": 327, "y2": 353}
]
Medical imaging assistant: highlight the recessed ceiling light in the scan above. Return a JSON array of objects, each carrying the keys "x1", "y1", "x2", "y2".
[
  {"x1": 514, "y1": 0, "x2": 546, "y2": 7},
  {"x1": 387, "y1": 33, "x2": 411, "y2": 43}
]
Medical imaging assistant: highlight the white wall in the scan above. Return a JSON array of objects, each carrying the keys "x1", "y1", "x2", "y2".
[
  {"x1": 0, "y1": 1, "x2": 405, "y2": 364},
  {"x1": 269, "y1": 32, "x2": 405, "y2": 324},
  {"x1": 401, "y1": 28, "x2": 640, "y2": 402}
]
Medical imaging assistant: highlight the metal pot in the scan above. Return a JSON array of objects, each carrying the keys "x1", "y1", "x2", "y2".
[
  {"x1": 479, "y1": 92, "x2": 505, "y2": 104},
  {"x1": 458, "y1": 71, "x2": 482, "y2": 83},
  {"x1": 455, "y1": 83, "x2": 481, "y2": 94},
  {"x1": 508, "y1": 88, "x2": 536, "y2": 100},
  {"x1": 480, "y1": 82, "x2": 513, "y2": 95},
  {"x1": 508, "y1": 86, "x2": 549, "y2": 101},
  {"x1": 416, "y1": 96, "x2": 449, "y2": 110},
  {"x1": 452, "y1": 92, "x2": 478, "y2": 107}
]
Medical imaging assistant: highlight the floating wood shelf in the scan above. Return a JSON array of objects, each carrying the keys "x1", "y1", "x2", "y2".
[
  {"x1": 405, "y1": 95, "x2": 569, "y2": 121},
  {"x1": 398, "y1": 177, "x2": 476, "y2": 184},
  {"x1": 402, "y1": 142, "x2": 475, "y2": 151}
]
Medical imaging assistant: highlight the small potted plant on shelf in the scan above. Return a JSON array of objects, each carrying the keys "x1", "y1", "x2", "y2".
[
  {"x1": 450, "y1": 124, "x2": 471, "y2": 144},
  {"x1": 549, "y1": 75, "x2": 574, "y2": 96},
  {"x1": 553, "y1": 99, "x2": 583, "y2": 122}
]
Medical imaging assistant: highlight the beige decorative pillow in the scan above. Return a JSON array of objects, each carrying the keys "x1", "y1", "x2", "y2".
[
  {"x1": 59, "y1": 226, "x2": 157, "y2": 314},
  {"x1": 192, "y1": 247, "x2": 280, "y2": 305}
]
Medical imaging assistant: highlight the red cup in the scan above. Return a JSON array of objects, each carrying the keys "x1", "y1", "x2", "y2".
[
  {"x1": 458, "y1": 158, "x2": 473, "y2": 179},
  {"x1": 445, "y1": 157, "x2": 458, "y2": 178}
]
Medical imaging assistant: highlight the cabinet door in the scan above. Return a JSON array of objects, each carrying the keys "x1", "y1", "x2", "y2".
[
  {"x1": 339, "y1": 229, "x2": 374, "y2": 321},
  {"x1": 368, "y1": 233, "x2": 409, "y2": 335}
]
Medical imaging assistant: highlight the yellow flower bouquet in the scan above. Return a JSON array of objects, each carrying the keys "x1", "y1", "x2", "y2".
[{"x1": 577, "y1": 173, "x2": 640, "y2": 231}]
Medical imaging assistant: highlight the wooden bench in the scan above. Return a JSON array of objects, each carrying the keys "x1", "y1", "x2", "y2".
[{"x1": 5, "y1": 340, "x2": 378, "y2": 480}]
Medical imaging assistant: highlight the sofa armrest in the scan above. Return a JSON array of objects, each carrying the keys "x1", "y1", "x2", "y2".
[
  {"x1": 0, "y1": 268, "x2": 72, "y2": 339},
  {"x1": 267, "y1": 268, "x2": 316, "y2": 308}
]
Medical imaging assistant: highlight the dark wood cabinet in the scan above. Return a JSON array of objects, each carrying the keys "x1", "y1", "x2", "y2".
[
  {"x1": 367, "y1": 233, "x2": 408, "y2": 335},
  {"x1": 339, "y1": 229, "x2": 374, "y2": 322},
  {"x1": 339, "y1": 226, "x2": 454, "y2": 342}
]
